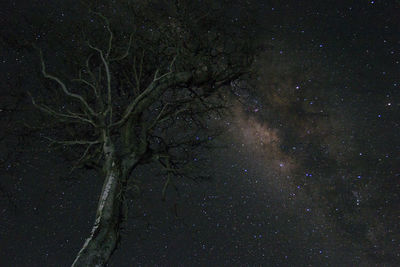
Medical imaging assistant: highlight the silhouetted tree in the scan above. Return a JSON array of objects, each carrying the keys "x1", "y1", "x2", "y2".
[{"x1": 31, "y1": 1, "x2": 255, "y2": 265}]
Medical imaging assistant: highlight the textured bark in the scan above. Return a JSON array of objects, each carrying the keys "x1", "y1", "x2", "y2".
[{"x1": 71, "y1": 155, "x2": 125, "y2": 267}]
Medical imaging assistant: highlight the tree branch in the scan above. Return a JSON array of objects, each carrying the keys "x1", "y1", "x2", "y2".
[
  {"x1": 37, "y1": 49, "x2": 97, "y2": 117},
  {"x1": 29, "y1": 92, "x2": 97, "y2": 127},
  {"x1": 87, "y1": 41, "x2": 112, "y2": 123},
  {"x1": 111, "y1": 33, "x2": 134, "y2": 61},
  {"x1": 112, "y1": 71, "x2": 192, "y2": 128},
  {"x1": 91, "y1": 11, "x2": 113, "y2": 58},
  {"x1": 44, "y1": 137, "x2": 101, "y2": 146}
]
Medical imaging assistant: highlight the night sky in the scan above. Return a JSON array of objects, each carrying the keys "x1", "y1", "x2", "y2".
[{"x1": 1, "y1": 0, "x2": 399, "y2": 266}]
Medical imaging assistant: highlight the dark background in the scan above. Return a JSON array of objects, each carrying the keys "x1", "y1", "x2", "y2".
[{"x1": 1, "y1": 0, "x2": 399, "y2": 266}]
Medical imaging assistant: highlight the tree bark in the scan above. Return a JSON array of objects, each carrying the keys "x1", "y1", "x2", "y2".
[{"x1": 71, "y1": 154, "x2": 125, "y2": 267}]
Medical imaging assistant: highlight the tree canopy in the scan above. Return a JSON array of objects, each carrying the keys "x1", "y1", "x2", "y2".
[{"x1": 29, "y1": 1, "x2": 258, "y2": 265}]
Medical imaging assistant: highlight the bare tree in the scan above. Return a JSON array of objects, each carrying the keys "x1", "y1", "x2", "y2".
[{"x1": 31, "y1": 1, "x2": 255, "y2": 266}]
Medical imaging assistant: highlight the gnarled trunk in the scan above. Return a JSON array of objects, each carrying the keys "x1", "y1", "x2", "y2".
[{"x1": 71, "y1": 155, "x2": 126, "y2": 267}]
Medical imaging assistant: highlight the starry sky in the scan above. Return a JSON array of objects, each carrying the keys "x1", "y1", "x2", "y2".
[{"x1": 1, "y1": 0, "x2": 399, "y2": 266}]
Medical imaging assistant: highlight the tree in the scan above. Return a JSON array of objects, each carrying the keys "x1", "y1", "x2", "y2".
[{"x1": 30, "y1": 1, "x2": 255, "y2": 265}]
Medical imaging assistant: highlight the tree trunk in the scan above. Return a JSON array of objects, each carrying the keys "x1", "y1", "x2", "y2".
[{"x1": 71, "y1": 155, "x2": 126, "y2": 267}]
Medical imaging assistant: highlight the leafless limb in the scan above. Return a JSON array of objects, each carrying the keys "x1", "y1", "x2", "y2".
[
  {"x1": 90, "y1": 10, "x2": 113, "y2": 58},
  {"x1": 28, "y1": 92, "x2": 97, "y2": 127},
  {"x1": 37, "y1": 48, "x2": 97, "y2": 117},
  {"x1": 43, "y1": 137, "x2": 101, "y2": 146},
  {"x1": 87, "y1": 41, "x2": 112, "y2": 122},
  {"x1": 111, "y1": 33, "x2": 134, "y2": 61}
]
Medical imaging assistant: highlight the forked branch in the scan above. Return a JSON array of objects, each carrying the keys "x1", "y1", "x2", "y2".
[
  {"x1": 28, "y1": 92, "x2": 97, "y2": 127},
  {"x1": 37, "y1": 49, "x2": 97, "y2": 117}
]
